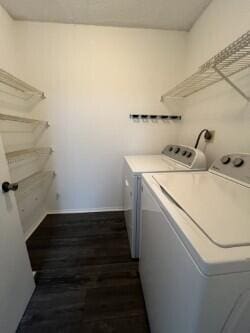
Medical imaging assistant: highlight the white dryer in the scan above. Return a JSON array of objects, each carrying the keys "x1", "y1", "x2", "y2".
[
  {"x1": 123, "y1": 144, "x2": 207, "y2": 258},
  {"x1": 140, "y1": 153, "x2": 250, "y2": 333}
]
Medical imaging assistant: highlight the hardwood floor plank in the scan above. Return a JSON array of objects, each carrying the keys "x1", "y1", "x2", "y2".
[{"x1": 17, "y1": 212, "x2": 149, "y2": 332}]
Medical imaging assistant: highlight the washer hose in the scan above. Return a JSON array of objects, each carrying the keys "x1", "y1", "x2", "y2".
[{"x1": 194, "y1": 129, "x2": 212, "y2": 149}]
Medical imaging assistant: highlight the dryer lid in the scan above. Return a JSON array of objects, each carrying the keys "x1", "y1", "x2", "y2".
[{"x1": 154, "y1": 172, "x2": 250, "y2": 248}]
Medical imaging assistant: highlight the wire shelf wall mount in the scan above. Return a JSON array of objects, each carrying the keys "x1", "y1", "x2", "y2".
[{"x1": 161, "y1": 31, "x2": 250, "y2": 102}]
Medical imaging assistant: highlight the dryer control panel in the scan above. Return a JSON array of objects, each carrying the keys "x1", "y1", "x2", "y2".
[
  {"x1": 210, "y1": 153, "x2": 250, "y2": 186},
  {"x1": 162, "y1": 144, "x2": 207, "y2": 169}
]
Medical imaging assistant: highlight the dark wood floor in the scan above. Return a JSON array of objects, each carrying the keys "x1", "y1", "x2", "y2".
[{"x1": 17, "y1": 211, "x2": 149, "y2": 333}]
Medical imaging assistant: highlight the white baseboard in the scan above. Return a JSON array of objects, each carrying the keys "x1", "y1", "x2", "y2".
[
  {"x1": 47, "y1": 207, "x2": 124, "y2": 215},
  {"x1": 24, "y1": 212, "x2": 47, "y2": 241}
]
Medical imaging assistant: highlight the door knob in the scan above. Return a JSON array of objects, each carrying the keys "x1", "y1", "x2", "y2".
[{"x1": 2, "y1": 182, "x2": 18, "y2": 193}]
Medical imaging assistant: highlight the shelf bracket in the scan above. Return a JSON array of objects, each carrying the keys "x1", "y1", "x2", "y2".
[
  {"x1": 214, "y1": 66, "x2": 250, "y2": 102},
  {"x1": 160, "y1": 95, "x2": 183, "y2": 102}
]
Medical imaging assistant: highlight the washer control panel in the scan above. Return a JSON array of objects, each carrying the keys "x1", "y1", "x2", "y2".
[
  {"x1": 162, "y1": 144, "x2": 206, "y2": 169},
  {"x1": 210, "y1": 153, "x2": 250, "y2": 186}
]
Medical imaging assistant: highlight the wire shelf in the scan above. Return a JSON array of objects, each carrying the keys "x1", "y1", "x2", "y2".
[
  {"x1": 6, "y1": 147, "x2": 53, "y2": 165},
  {"x1": 15, "y1": 170, "x2": 56, "y2": 198},
  {"x1": 161, "y1": 31, "x2": 250, "y2": 101},
  {"x1": 0, "y1": 112, "x2": 49, "y2": 126},
  {"x1": 0, "y1": 68, "x2": 45, "y2": 111}
]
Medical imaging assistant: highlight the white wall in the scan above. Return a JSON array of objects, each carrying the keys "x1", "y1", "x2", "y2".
[
  {"x1": 177, "y1": 0, "x2": 250, "y2": 165},
  {"x1": 2, "y1": 0, "x2": 249, "y2": 218},
  {"x1": 0, "y1": 5, "x2": 17, "y2": 73},
  {"x1": 14, "y1": 22, "x2": 187, "y2": 212}
]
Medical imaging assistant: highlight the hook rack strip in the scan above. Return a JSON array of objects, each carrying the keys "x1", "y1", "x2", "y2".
[{"x1": 129, "y1": 114, "x2": 181, "y2": 120}]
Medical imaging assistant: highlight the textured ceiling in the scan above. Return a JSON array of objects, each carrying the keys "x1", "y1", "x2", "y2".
[{"x1": 0, "y1": 0, "x2": 212, "y2": 31}]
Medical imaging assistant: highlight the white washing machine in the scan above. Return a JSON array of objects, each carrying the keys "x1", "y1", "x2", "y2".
[
  {"x1": 123, "y1": 144, "x2": 207, "y2": 258},
  {"x1": 140, "y1": 153, "x2": 250, "y2": 333}
]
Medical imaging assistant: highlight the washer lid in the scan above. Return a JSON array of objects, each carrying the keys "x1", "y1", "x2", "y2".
[
  {"x1": 124, "y1": 155, "x2": 186, "y2": 174},
  {"x1": 154, "y1": 172, "x2": 250, "y2": 248}
]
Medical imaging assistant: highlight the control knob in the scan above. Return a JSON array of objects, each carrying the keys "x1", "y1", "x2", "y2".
[
  {"x1": 186, "y1": 152, "x2": 192, "y2": 158},
  {"x1": 182, "y1": 150, "x2": 187, "y2": 156},
  {"x1": 221, "y1": 156, "x2": 231, "y2": 165},
  {"x1": 233, "y1": 158, "x2": 244, "y2": 167},
  {"x1": 174, "y1": 147, "x2": 180, "y2": 154},
  {"x1": 169, "y1": 146, "x2": 173, "y2": 152}
]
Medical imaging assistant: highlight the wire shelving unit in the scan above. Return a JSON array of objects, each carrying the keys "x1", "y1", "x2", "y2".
[
  {"x1": 161, "y1": 31, "x2": 250, "y2": 102},
  {"x1": 0, "y1": 71, "x2": 54, "y2": 238}
]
